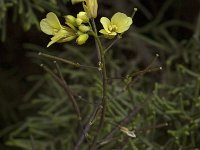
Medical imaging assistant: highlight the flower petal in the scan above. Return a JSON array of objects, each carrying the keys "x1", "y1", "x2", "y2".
[
  {"x1": 40, "y1": 19, "x2": 54, "y2": 35},
  {"x1": 100, "y1": 29, "x2": 117, "y2": 36},
  {"x1": 100, "y1": 17, "x2": 111, "y2": 33},
  {"x1": 99, "y1": 29, "x2": 117, "y2": 39},
  {"x1": 46, "y1": 12, "x2": 62, "y2": 29},
  {"x1": 104, "y1": 34, "x2": 116, "y2": 39},
  {"x1": 111, "y1": 12, "x2": 132, "y2": 33},
  {"x1": 47, "y1": 29, "x2": 67, "y2": 47},
  {"x1": 108, "y1": 32, "x2": 117, "y2": 36},
  {"x1": 47, "y1": 40, "x2": 56, "y2": 47},
  {"x1": 99, "y1": 29, "x2": 109, "y2": 35}
]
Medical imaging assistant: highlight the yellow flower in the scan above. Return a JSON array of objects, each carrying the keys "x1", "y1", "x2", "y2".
[
  {"x1": 71, "y1": 0, "x2": 98, "y2": 18},
  {"x1": 99, "y1": 12, "x2": 132, "y2": 39},
  {"x1": 40, "y1": 12, "x2": 76, "y2": 47}
]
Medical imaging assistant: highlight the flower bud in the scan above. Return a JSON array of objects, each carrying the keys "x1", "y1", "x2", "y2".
[
  {"x1": 83, "y1": 0, "x2": 98, "y2": 18},
  {"x1": 71, "y1": 0, "x2": 98, "y2": 18},
  {"x1": 79, "y1": 25, "x2": 90, "y2": 32},
  {"x1": 77, "y1": 11, "x2": 89, "y2": 23},
  {"x1": 77, "y1": 30, "x2": 84, "y2": 36},
  {"x1": 76, "y1": 18, "x2": 83, "y2": 26},
  {"x1": 76, "y1": 34, "x2": 89, "y2": 45},
  {"x1": 65, "y1": 15, "x2": 76, "y2": 26}
]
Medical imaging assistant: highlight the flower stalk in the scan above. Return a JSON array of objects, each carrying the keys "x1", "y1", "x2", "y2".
[{"x1": 89, "y1": 18, "x2": 108, "y2": 150}]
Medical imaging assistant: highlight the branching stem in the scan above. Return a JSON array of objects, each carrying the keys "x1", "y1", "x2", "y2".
[{"x1": 40, "y1": 64, "x2": 82, "y2": 121}]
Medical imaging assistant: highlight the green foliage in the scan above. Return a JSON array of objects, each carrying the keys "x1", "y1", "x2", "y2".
[{"x1": 0, "y1": 0, "x2": 70, "y2": 41}]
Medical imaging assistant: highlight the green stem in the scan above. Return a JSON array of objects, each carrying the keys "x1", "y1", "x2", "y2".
[
  {"x1": 91, "y1": 19, "x2": 101, "y2": 60},
  {"x1": 104, "y1": 35, "x2": 121, "y2": 54},
  {"x1": 38, "y1": 52, "x2": 98, "y2": 70},
  {"x1": 90, "y1": 19, "x2": 107, "y2": 150}
]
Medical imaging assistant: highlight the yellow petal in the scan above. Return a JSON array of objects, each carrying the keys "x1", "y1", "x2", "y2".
[
  {"x1": 99, "y1": 29, "x2": 116, "y2": 39},
  {"x1": 47, "y1": 29, "x2": 67, "y2": 47},
  {"x1": 111, "y1": 12, "x2": 132, "y2": 33},
  {"x1": 108, "y1": 32, "x2": 117, "y2": 36},
  {"x1": 47, "y1": 40, "x2": 56, "y2": 47},
  {"x1": 100, "y1": 17, "x2": 111, "y2": 33},
  {"x1": 99, "y1": 29, "x2": 116, "y2": 36},
  {"x1": 99, "y1": 29, "x2": 109, "y2": 35},
  {"x1": 40, "y1": 19, "x2": 54, "y2": 35},
  {"x1": 46, "y1": 12, "x2": 62, "y2": 30},
  {"x1": 104, "y1": 34, "x2": 116, "y2": 39}
]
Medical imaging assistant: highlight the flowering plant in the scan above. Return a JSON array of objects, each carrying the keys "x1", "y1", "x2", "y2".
[{"x1": 39, "y1": 0, "x2": 138, "y2": 149}]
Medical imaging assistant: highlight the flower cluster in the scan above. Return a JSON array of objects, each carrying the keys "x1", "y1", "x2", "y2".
[
  {"x1": 64, "y1": 11, "x2": 91, "y2": 45},
  {"x1": 40, "y1": 11, "x2": 90, "y2": 47},
  {"x1": 40, "y1": 0, "x2": 134, "y2": 47}
]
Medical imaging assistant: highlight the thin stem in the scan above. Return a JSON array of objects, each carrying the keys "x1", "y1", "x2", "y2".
[
  {"x1": 54, "y1": 61, "x2": 64, "y2": 79},
  {"x1": 55, "y1": 61, "x2": 97, "y2": 105},
  {"x1": 124, "y1": 54, "x2": 160, "y2": 89},
  {"x1": 42, "y1": 63, "x2": 93, "y2": 146},
  {"x1": 75, "y1": 104, "x2": 102, "y2": 150},
  {"x1": 136, "y1": 122, "x2": 168, "y2": 134},
  {"x1": 131, "y1": 8, "x2": 138, "y2": 18},
  {"x1": 38, "y1": 52, "x2": 98, "y2": 70},
  {"x1": 90, "y1": 18, "x2": 108, "y2": 150},
  {"x1": 104, "y1": 36, "x2": 122, "y2": 54},
  {"x1": 107, "y1": 66, "x2": 162, "y2": 81},
  {"x1": 40, "y1": 64, "x2": 82, "y2": 121},
  {"x1": 91, "y1": 19, "x2": 101, "y2": 61},
  {"x1": 98, "y1": 99, "x2": 150, "y2": 147},
  {"x1": 30, "y1": 135, "x2": 36, "y2": 150}
]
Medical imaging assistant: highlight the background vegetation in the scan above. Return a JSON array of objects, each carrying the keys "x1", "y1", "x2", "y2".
[{"x1": 0, "y1": 0, "x2": 200, "y2": 149}]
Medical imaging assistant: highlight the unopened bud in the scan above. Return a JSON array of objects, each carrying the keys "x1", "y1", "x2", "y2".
[
  {"x1": 76, "y1": 34, "x2": 89, "y2": 45},
  {"x1": 77, "y1": 11, "x2": 89, "y2": 23},
  {"x1": 71, "y1": 0, "x2": 98, "y2": 18},
  {"x1": 79, "y1": 25, "x2": 90, "y2": 32},
  {"x1": 83, "y1": 0, "x2": 98, "y2": 18},
  {"x1": 76, "y1": 18, "x2": 83, "y2": 26},
  {"x1": 65, "y1": 15, "x2": 76, "y2": 26}
]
